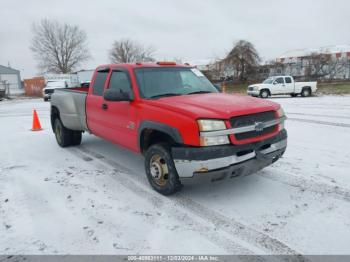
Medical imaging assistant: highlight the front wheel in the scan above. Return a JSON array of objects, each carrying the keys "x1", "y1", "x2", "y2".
[
  {"x1": 144, "y1": 144, "x2": 182, "y2": 195},
  {"x1": 260, "y1": 89, "x2": 269, "y2": 98}
]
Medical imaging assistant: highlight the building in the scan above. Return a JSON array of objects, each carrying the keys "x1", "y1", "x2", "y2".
[
  {"x1": 0, "y1": 65, "x2": 22, "y2": 89},
  {"x1": 274, "y1": 45, "x2": 350, "y2": 80},
  {"x1": 75, "y1": 69, "x2": 94, "y2": 84},
  {"x1": 187, "y1": 59, "x2": 234, "y2": 81}
]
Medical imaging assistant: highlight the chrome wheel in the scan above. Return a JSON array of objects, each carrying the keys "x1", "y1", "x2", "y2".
[
  {"x1": 149, "y1": 154, "x2": 169, "y2": 186},
  {"x1": 261, "y1": 90, "x2": 269, "y2": 98},
  {"x1": 55, "y1": 121, "x2": 62, "y2": 144}
]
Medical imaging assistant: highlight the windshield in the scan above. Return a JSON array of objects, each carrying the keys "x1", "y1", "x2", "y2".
[
  {"x1": 134, "y1": 67, "x2": 218, "y2": 99},
  {"x1": 263, "y1": 77, "x2": 275, "y2": 84}
]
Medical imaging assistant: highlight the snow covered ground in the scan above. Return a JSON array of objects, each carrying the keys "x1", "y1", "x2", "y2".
[{"x1": 1, "y1": 95, "x2": 350, "y2": 256}]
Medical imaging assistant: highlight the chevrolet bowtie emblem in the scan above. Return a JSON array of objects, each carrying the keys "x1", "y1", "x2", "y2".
[{"x1": 254, "y1": 122, "x2": 265, "y2": 132}]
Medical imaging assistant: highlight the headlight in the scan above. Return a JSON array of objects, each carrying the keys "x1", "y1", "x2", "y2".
[
  {"x1": 198, "y1": 119, "x2": 229, "y2": 146},
  {"x1": 276, "y1": 107, "x2": 286, "y2": 131},
  {"x1": 200, "y1": 136, "x2": 230, "y2": 146},
  {"x1": 197, "y1": 119, "x2": 226, "y2": 131},
  {"x1": 277, "y1": 107, "x2": 285, "y2": 118}
]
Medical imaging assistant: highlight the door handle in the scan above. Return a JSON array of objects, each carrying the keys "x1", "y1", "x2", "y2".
[{"x1": 102, "y1": 103, "x2": 108, "y2": 110}]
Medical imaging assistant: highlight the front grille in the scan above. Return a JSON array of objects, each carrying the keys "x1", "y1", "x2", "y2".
[
  {"x1": 248, "y1": 86, "x2": 254, "y2": 91},
  {"x1": 230, "y1": 111, "x2": 277, "y2": 140},
  {"x1": 44, "y1": 89, "x2": 54, "y2": 95}
]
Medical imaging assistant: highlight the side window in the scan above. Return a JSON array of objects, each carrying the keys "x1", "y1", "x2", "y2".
[
  {"x1": 275, "y1": 77, "x2": 284, "y2": 84},
  {"x1": 285, "y1": 77, "x2": 292, "y2": 84},
  {"x1": 93, "y1": 71, "x2": 109, "y2": 96},
  {"x1": 108, "y1": 71, "x2": 133, "y2": 97}
]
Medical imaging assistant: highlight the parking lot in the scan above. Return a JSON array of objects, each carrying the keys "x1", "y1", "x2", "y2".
[{"x1": 1, "y1": 95, "x2": 350, "y2": 255}]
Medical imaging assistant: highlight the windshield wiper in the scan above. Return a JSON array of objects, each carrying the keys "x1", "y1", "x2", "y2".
[
  {"x1": 148, "y1": 93, "x2": 182, "y2": 99},
  {"x1": 186, "y1": 91, "x2": 213, "y2": 95}
]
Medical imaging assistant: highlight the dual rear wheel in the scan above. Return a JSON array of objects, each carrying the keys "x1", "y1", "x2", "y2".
[
  {"x1": 54, "y1": 118, "x2": 82, "y2": 147},
  {"x1": 54, "y1": 118, "x2": 181, "y2": 195}
]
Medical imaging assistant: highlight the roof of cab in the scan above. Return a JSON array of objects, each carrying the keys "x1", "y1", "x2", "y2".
[{"x1": 96, "y1": 62, "x2": 192, "y2": 71}]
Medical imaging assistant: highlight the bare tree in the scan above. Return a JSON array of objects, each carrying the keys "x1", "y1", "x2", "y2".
[
  {"x1": 31, "y1": 19, "x2": 90, "y2": 74},
  {"x1": 304, "y1": 53, "x2": 330, "y2": 80},
  {"x1": 109, "y1": 39, "x2": 155, "y2": 63},
  {"x1": 224, "y1": 40, "x2": 260, "y2": 81}
]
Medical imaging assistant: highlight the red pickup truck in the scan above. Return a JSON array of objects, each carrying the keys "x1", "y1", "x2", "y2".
[{"x1": 50, "y1": 62, "x2": 287, "y2": 195}]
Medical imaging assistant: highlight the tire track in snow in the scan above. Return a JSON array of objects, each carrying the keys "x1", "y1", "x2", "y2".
[
  {"x1": 260, "y1": 168, "x2": 350, "y2": 202},
  {"x1": 287, "y1": 112, "x2": 350, "y2": 120},
  {"x1": 70, "y1": 148, "x2": 254, "y2": 256},
  {"x1": 287, "y1": 117, "x2": 350, "y2": 128},
  {"x1": 72, "y1": 147, "x2": 304, "y2": 258}
]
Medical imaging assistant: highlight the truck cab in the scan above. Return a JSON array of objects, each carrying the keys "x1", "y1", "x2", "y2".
[
  {"x1": 248, "y1": 76, "x2": 317, "y2": 98},
  {"x1": 50, "y1": 62, "x2": 287, "y2": 195}
]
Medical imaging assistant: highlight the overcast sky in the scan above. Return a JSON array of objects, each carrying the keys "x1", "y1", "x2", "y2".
[{"x1": 1, "y1": 0, "x2": 350, "y2": 78}]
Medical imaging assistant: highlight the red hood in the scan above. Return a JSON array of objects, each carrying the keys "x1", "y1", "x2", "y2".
[{"x1": 144, "y1": 93, "x2": 280, "y2": 119}]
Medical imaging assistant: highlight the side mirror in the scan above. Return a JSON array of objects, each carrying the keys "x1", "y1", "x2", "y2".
[
  {"x1": 273, "y1": 82, "x2": 277, "y2": 85},
  {"x1": 103, "y1": 89, "x2": 132, "y2": 102},
  {"x1": 214, "y1": 84, "x2": 222, "y2": 92}
]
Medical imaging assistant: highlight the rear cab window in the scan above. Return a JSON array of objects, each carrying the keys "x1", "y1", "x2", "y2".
[
  {"x1": 92, "y1": 70, "x2": 109, "y2": 96},
  {"x1": 285, "y1": 77, "x2": 292, "y2": 84}
]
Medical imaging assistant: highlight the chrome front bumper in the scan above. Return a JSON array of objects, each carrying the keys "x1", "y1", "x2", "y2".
[
  {"x1": 247, "y1": 90, "x2": 260, "y2": 96},
  {"x1": 174, "y1": 139, "x2": 286, "y2": 178},
  {"x1": 172, "y1": 130, "x2": 287, "y2": 180}
]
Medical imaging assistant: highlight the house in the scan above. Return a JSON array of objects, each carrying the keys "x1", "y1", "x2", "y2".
[{"x1": 0, "y1": 65, "x2": 22, "y2": 89}]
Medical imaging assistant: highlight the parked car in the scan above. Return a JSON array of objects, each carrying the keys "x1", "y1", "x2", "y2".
[
  {"x1": 50, "y1": 62, "x2": 287, "y2": 195},
  {"x1": 43, "y1": 81, "x2": 67, "y2": 101},
  {"x1": 247, "y1": 76, "x2": 317, "y2": 98}
]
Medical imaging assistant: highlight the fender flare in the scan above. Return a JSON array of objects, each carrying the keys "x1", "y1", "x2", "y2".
[{"x1": 138, "y1": 120, "x2": 183, "y2": 150}]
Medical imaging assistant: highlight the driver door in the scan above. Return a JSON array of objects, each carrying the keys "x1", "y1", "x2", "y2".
[
  {"x1": 273, "y1": 77, "x2": 285, "y2": 95},
  {"x1": 102, "y1": 69, "x2": 138, "y2": 151}
]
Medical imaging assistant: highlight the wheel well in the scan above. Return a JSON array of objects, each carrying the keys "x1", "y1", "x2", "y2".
[
  {"x1": 140, "y1": 129, "x2": 177, "y2": 154},
  {"x1": 51, "y1": 106, "x2": 60, "y2": 131},
  {"x1": 260, "y1": 89, "x2": 270, "y2": 95},
  {"x1": 302, "y1": 86, "x2": 311, "y2": 91}
]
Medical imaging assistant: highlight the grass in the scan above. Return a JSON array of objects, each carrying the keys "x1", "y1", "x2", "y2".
[
  {"x1": 222, "y1": 83, "x2": 247, "y2": 94},
  {"x1": 317, "y1": 82, "x2": 350, "y2": 95},
  {"x1": 221, "y1": 82, "x2": 350, "y2": 95}
]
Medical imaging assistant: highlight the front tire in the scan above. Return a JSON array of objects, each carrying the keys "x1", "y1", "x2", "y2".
[
  {"x1": 144, "y1": 143, "x2": 182, "y2": 195},
  {"x1": 260, "y1": 89, "x2": 269, "y2": 98}
]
